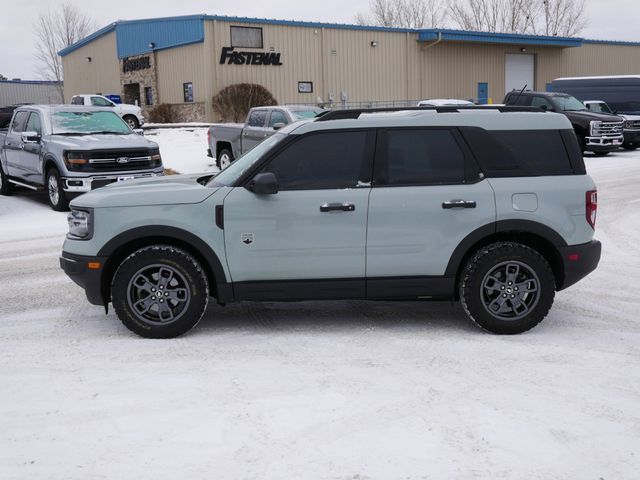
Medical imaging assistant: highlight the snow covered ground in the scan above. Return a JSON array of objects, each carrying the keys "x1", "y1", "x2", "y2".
[
  {"x1": 1, "y1": 150, "x2": 639, "y2": 479},
  {"x1": 144, "y1": 126, "x2": 219, "y2": 174}
]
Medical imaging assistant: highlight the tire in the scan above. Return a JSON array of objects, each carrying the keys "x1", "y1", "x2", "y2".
[
  {"x1": 577, "y1": 134, "x2": 586, "y2": 154},
  {"x1": 216, "y1": 148, "x2": 234, "y2": 170},
  {"x1": 594, "y1": 151, "x2": 609, "y2": 157},
  {"x1": 123, "y1": 115, "x2": 139, "y2": 129},
  {"x1": 46, "y1": 168, "x2": 69, "y2": 211},
  {"x1": 459, "y1": 242, "x2": 556, "y2": 335},
  {"x1": 111, "y1": 245, "x2": 209, "y2": 338},
  {"x1": 623, "y1": 142, "x2": 638, "y2": 150},
  {"x1": 0, "y1": 164, "x2": 14, "y2": 196}
]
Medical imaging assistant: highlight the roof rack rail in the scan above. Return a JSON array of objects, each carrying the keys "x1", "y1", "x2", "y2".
[{"x1": 315, "y1": 105, "x2": 543, "y2": 122}]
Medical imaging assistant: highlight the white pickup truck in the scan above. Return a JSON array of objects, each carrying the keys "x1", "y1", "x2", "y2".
[{"x1": 71, "y1": 94, "x2": 145, "y2": 129}]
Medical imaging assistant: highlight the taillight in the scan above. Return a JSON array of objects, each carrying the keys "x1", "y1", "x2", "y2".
[{"x1": 586, "y1": 190, "x2": 597, "y2": 229}]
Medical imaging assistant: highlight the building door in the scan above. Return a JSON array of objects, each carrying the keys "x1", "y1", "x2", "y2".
[
  {"x1": 505, "y1": 54, "x2": 535, "y2": 95},
  {"x1": 477, "y1": 82, "x2": 489, "y2": 104},
  {"x1": 123, "y1": 83, "x2": 141, "y2": 106}
]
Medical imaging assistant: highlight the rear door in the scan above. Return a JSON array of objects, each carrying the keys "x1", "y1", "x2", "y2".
[
  {"x1": 241, "y1": 109, "x2": 270, "y2": 153},
  {"x1": 366, "y1": 128, "x2": 496, "y2": 296},
  {"x1": 4, "y1": 110, "x2": 29, "y2": 178}
]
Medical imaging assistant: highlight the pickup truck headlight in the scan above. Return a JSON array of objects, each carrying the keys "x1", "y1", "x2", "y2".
[
  {"x1": 67, "y1": 209, "x2": 93, "y2": 240},
  {"x1": 150, "y1": 148, "x2": 162, "y2": 164},
  {"x1": 590, "y1": 120, "x2": 602, "y2": 136},
  {"x1": 625, "y1": 120, "x2": 634, "y2": 129}
]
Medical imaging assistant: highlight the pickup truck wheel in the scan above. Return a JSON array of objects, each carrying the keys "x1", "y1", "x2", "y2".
[
  {"x1": 123, "y1": 115, "x2": 139, "y2": 129},
  {"x1": 594, "y1": 152, "x2": 609, "y2": 157},
  {"x1": 111, "y1": 245, "x2": 209, "y2": 338},
  {"x1": 622, "y1": 142, "x2": 638, "y2": 150},
  {"x1": 0, "y1": 165, "x2": 14, "y2": 195},
  {"x1": 459, "y1": 242, "x2": 555, "y2": 335},
  {"x1": 216, "y1": 149, "x2": 234, "y2": 170},
  {"x1": 577, "y1": 134, "x2": 586, "y2": 153},
  {"x1": 46, "y1": 168, "x2": 69, "y2": 211}
]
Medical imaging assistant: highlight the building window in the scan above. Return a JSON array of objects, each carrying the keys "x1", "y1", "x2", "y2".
[
  {"x1": 183, "y1": 82, "x2": 193, "y2": 103},
  {"x1": 145, "y1": 87, "x2": 153, "y2": 106},
  {"x1": 230, "y1": 26, "x2": 263, "y2": 49},
  {"x1": 298, "y1": 81, "x2": 313, "y2": 94}
]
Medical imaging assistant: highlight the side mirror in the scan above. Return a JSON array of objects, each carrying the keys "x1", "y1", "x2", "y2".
[
  {"x1": 249, "y1": 172, "x2": 278, "y2": 195},
  {"x1": 539, "y1": 104, "x2": 549, "y2": 111},
  {"x1": 272, "y1": 122, "x2": 286, "y2": 131},
  {"x1": 21, "y1": 131, "x2": 40, "y2": 143}
]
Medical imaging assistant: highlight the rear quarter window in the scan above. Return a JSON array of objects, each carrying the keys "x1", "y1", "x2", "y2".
[{"x1": 460, "y1": 128, "x2": 580, "y2": 176}]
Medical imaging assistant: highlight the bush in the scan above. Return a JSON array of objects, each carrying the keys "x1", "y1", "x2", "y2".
[
  {"x1": 148, "y1": 103, "x2": 174, "y2": 123},
  {"x1": 212, "y1": 84, "x2": 278, "y2": 122}
]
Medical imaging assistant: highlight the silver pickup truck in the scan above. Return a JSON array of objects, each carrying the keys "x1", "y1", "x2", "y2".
[
  {"x1": 207, "y1": 105, "x2": 324, "y2": 169},
  {"x1": 0, "y1": 105, "x2": 163, "y2": 210}
]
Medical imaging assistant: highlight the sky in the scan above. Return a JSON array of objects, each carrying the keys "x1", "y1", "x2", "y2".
[{"x1": 1, "y1": 0, "x2": 639, "y2": 80}]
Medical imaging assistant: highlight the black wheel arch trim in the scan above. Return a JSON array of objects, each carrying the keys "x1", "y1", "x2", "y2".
[
  {"x1": 445, "y1": 219, "x2": 568, "y2": 277},
  {"x1": 97, "y1": 226, "x2": 229, "y2": 301}
]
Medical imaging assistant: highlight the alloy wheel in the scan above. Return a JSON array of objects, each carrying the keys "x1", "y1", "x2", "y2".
[{"x1": 480, "y1": 261, "x2": 540, "y2": 320}]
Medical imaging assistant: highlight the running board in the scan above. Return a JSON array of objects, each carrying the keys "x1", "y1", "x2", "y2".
[{"x1": 8, "y1": 179, "x2": 39, "y2": 191}]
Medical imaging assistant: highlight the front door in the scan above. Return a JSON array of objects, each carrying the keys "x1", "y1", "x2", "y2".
[
  {"x1": 223, "y1": 129, "x2": 375, "y2": 299},
  {"x1": 366, "y1": 128, "x2": 496, "y2": 297},
  {"x1": 22, "y1": 112, "x2": 43, "y2": 183},
  {"x1": 241, "y1": 109, "x2": 270, "y2": 154}
]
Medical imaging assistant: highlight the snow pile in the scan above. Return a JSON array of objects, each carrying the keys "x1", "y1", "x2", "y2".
[{"x1": 144, "y1": 127, "x2": 219, "y2": 174}]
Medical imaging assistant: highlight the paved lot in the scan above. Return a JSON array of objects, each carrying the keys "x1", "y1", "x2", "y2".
[{"x1": 1, "y1": 153, "x2": 639, "y2": 479}]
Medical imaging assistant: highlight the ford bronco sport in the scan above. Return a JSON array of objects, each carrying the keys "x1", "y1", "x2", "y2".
[{"x1": 60, "y1": 106, "x2": 601, "y2": 338}]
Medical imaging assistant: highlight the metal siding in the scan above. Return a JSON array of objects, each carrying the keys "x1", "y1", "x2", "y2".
[
  {"x1": 116, "y1": 18, "x2": 205, "y2": 59},
  {"x1": 61, "y1": 31, "x2": 121, "y2": 102},
  {"x1": 155, "y1": 42, "x2": 209, "y2": 104},
  {"x1": 0, "y1": 82, "x2": 63, "y2": 107}
]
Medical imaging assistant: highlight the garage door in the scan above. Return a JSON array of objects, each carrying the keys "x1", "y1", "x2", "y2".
[{"x1": 505, "y1": 54, "x2": 535, "y2": 95}]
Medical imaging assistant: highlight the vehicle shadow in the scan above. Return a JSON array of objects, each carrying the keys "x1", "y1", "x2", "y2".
[{"x1": 196, "y1": 299, "x2": 479, "y2": 335}]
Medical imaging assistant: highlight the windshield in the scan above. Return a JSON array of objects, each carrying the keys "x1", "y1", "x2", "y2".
[
  {"x1": 207, "y1": 133, "x2": 286, "y2": 187},
  {"x1": 552, "y1": 95, "x2": 587, "y2": 112},
  {"x1": 51, "y1": 111, "x2": 131, "y2": 135},
  {"x1": 291, "y1": 109, "x2": 324, "y2": 120}
]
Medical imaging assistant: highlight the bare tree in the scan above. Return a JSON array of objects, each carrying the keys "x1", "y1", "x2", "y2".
[
  {"x1": 0, "y1": 73, "x2": 7, "y2": 81},
  {"x1": 34, "y1": 3, "x2": 95, "y2": 88},
  {"x1": 356, "y1": 0, "x2": 447, "y2": 29},
  {"x1": 449, "y1": 0, "x2": 586, "y2": 36}
]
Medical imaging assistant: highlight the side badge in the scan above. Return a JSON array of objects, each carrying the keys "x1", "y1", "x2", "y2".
[{"x1": 241, "y1": 233, "x2": 254, "y2": 245}]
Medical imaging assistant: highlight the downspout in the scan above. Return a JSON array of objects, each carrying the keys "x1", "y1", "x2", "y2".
[
  {"x1": 423, "y1": 31, "x2": 443, "y2": 50},
  {"x1": 420, "y1": 31, "x2": 443, "y2": 99}
]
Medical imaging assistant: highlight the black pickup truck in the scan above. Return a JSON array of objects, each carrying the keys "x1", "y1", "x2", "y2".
[{"x1": 503, "y1": 91, "x2": 624, "y2": 156}]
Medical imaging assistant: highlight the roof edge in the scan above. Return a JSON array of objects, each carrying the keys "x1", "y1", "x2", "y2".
[{"x1": 58, "y1": 22, "x2": 117, "y2": 57}]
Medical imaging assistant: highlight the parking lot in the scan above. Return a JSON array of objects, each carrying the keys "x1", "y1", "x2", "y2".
[{"x1": 0, "y1": 148, "x2": 638, "y2": 478}]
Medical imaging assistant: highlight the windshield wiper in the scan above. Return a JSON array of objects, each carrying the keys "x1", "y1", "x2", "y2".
[
  {"x1": 87, "y1": 131, "x2": 128, "y2": 135},
  {"x1": 54, "y1": 132, "x2": 89, "y2": 136}
]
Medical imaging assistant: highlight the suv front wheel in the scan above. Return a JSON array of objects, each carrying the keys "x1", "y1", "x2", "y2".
[
  {"x1": 459, "y1": 242, "x2": 555, "y2": 334},
  {"x1": 111, "y1": 245, "x2": 209, "y2": 338}
]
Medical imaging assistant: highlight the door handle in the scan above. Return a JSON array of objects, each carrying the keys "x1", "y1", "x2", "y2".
[
  {"x1": 442, "y1": 199, "x2": 476, "y2": 209},
  {"x1": 320, "y1": 202, "x2": 355, "y2": 212}
]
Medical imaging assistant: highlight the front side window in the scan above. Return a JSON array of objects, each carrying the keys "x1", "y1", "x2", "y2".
[
  {"x1": 531, "y1": 96, "x2": 554, "y2": 109},
  {"x1": 269, "y1": 110, "x2": 288, "y2": 128},
  {"x1": 11, "y1": 111, "x2": 29, "y2": 133},
  {"x1": 90, "y1": 96, "x2": 113, "y2": 107},
  {"x1": 51, "y1": 111, "x2": 131, "y2": 135},
  {"x1": 248, "y1": 110, "x2": 267, "y2": 127},
  {"x1": 263, "y1": 131, "x2": 369, "y2": 190},
  {"x1": 26, "y1": 113, "x2": 42, "y2": 134},
  {"x1": 383, "y1": 129, "x2": 465, "y2": 185}
]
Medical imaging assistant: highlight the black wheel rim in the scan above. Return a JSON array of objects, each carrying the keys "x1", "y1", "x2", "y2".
[
  {"x1": 126, "y1": 264, "x2": 191, "y2": 325},
  {"x1": 480, "y1": 261, "x2": 540, "y2": 320}
]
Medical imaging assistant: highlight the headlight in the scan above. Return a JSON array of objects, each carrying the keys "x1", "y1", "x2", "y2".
[
  {"x1": 625, "y1": 120, "x2": 634, "y2": 129},
  {"x1": 67, "y1": 209, "x2": 93, "y2": 240},
  {"x1": 590, "y1": 121, "x2": 602, "y2": 136},
  {"x1": 149, "y1": 148, "x2": 162, "y2": 163}
]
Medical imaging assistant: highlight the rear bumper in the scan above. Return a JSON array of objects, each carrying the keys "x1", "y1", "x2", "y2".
[
  {"x1": 557, "y1": 240, "x2": 602, "y2": 290},
  {"x1": 60, "y1": 252, "x2": 107, "y2": 306}
]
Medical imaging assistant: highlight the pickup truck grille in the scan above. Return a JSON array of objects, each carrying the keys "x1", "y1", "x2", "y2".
[
  {"x1": 593, "y1": 121, "x2": 624, "y2": 136},
  {"x1": 66, "y1": 149, "x2": 161, "y2": 172}
]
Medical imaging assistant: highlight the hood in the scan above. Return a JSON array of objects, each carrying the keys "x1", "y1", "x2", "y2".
[
  {"x1": 51, "y1": 133, "x2": 157, "y2": 150},
  {"x1": 562, "y1": 110, "x2": 623, "y2": 122},
  {"x1": 117, "y1": 103, "x2": 141, "y2": 114},
  {"x1": 70, "y1": 174, "x2": 219, "y2": 208}
]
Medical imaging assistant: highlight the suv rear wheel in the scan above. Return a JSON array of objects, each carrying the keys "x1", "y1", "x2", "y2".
[
  {"x1": 459, "y1": 242, "x2": 555, "y2": 334},
  {"x1": 111, "y1": 245, "x2": 209, "y2": 338}
]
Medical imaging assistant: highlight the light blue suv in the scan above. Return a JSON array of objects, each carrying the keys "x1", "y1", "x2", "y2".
[{"x1": 60, "y1": 107, "x2": 601, "y2": 338}]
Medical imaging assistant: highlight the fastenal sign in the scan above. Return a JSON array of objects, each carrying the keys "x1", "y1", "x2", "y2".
[{"x1": 219, "y1": 47, "x2": 283, "y2": 66}]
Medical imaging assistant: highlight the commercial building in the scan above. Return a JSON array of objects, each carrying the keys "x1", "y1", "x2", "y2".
[
  {"x1": 0, "y1": 79, "x2": 63, "y2": 107},
  {"x1": 59, "y1": 14, "x2": 640, "y2": 122}
]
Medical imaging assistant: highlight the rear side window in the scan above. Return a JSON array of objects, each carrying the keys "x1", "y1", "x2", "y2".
[
  {"x1": 506, "y1": 94, "x2": 531, "y2": 106},
  {"x1": 248, "y1": 110, "x2": 267, "y2": 127},
  {"x1": 460, "y1": 128, "x2": 578, "y2": 176},
  {"x1": 263, "y1": 131, "x2": 368, "y2": 190},
  {"x1": 11, "y1": 111, "x2": 29, "y2": 133},
  {"x1": 71, "y1": 96, "x2": 84, "y2": 105},
  {"x1": 383, "y1": 129, "x2": 466, "y2": 185}
]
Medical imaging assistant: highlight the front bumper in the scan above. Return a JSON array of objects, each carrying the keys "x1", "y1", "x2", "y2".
[
  {"x1": 557, "y1": 240, "x2": 602, "y2": 291},
  {"x1": 585, "y1": 135, "x2": 623, "y2": 152},
  {"x1": 60, "y1": 252, "x2": 108, "y2": 306},
  {"x1": 62, "y1": 170, "x2": 164, "y2": 193}
]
